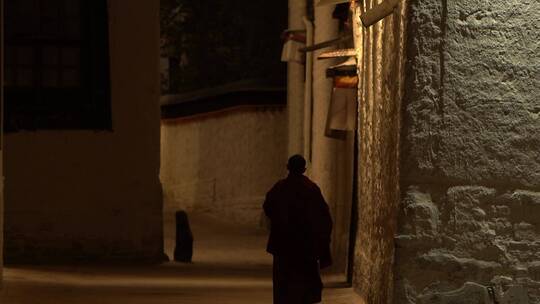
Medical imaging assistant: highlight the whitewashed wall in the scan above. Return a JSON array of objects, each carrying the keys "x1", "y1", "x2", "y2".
[{"x1": 161, "y1": 106, "x2": 287, "y2": 227}]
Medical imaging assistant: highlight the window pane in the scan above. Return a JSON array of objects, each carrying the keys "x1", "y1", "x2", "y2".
[
  {"x1": 43, "y1": 47, "x2": 60, "y2": 66},
  {"x1": 5, "y1": 47, "x2": 16, "y2": 66},
  {"x1": 41, "y1": 0, "x2": 62, "y2": 36},
  {"x1": 61, "y1": 47, "x2": 80, "y2": 67},
  {"x1": 42, "y1": 68, "x2": 60, "y2": 87},
  {"x1": 4, "y1": 16, "x2": 17, "y2": 39},
  {"x1": 16, "y1": 0, "x2": 39, "y2": 15},
  {"x1": 64, "y1": 0, "x2": 80, "y2": 18},
  {"x1": 41, "y1": 0, "x2": 61, "y2": 19},
  {"x1": 16, "y1": 68, "x2": 34, "y2": 87},
  {"x1": 5, "y1": 68, "x2": 15, "y2": 86},
  {"x1": 66, "y1": 18, "x2": 82, "y2": 39},
  {"x1": 42, "y1": 19, "x2": 61, "y2": 37},
  {"x1": 12, "y1": 0, "x2": 40, "y2": 35},
  {"x1": 61, "y1": 68, "x2": 80, "y2": 87},
  {"x1": 4, "y1": 0, "x2": 111, "y2": 131},
  {"x1": 17, "y1": 47, "x2": 34, "y2": 65}
]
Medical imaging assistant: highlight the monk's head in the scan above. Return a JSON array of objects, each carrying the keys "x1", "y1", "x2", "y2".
[{"x1": 287, "y1": 154, "x2": 306, "y2": 175}]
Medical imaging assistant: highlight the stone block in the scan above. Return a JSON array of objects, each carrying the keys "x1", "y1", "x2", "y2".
[
  {"x1": 418, "y1": 282, "x2": 491, "y2": 304},
  {"x1": 394, "y1": 278, "x2": 418, "y2": 304},
  {"x1": 402, "y1": 0, "x2": 540, "y2": 188},
  {"x1": 417, "y1": 252, "x2": 502, "y2": 281},
  {"x1": 501, "y1": 285, "x2": 529, "y2": 304},
  {"x1": 514, "y1": 222, "x2": 539, "y2": 242},
  {"x1": 529, "y1": 262, "x2": 540, "y2": 282},
  {"x1": 512, "y1": 191, "x2": 540, "y2": 226},
  {"x1": 447, "y1": 187, "x2": 496, "y2": 208},
  {"x1": 401, "y1": 188, "x2": 440, "y2": 236}
]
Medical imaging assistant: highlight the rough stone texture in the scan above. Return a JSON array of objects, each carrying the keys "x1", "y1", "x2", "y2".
[
  {"x1": 4, "y1": 0, "x2": 163, "y2": 263},
  {"x1": 353, "y1": 0, "x2": 408, "y2": 302},
  {"x1": 395, "y1": 0, "x2": 540, "y2": 302},
  {"x1": 402, "y1": 0, "x2": 540, "y2": 188},
  {"x1": 160, "y1": 106, "x2": 287, "y2": 227},
  {"x1": 395, "y1": 187, "x2": 540, "y2": 303}
]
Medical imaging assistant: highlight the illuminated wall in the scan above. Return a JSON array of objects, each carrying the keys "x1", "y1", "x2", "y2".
[{"x1": 353, "y1": 0, "x2": 408, "y2": 302}]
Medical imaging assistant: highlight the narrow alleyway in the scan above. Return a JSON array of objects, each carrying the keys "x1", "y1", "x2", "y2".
[{"x1": 0, "y1": 213, "x2": 355, "y2": 304}]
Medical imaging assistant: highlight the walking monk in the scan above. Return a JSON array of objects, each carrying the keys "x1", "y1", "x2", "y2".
[{"x1": 263, "y1": 154, "x2": 333, "y2": 304}]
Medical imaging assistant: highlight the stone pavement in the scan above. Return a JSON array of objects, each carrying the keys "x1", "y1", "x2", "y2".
[{"x1": 0, "y1": 212, "x2": 356, "y2": 303}]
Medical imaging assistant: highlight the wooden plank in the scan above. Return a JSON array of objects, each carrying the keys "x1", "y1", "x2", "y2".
[
  {"x1": 318, "y1": 49, "x2": 356, "y2": 59},
  {"x1": 316, "y1": 0, "x2": 351, "y2": 6}
]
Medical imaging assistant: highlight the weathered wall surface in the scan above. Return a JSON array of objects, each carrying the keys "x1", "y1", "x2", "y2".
[
  {"x1": 4, "y1": 0, "x2": 163, "y2": 262},
  {"x1": 160, "y1": 106, "x2": 287, "y2": 227},
  {"x1": 395, "y1": 0, "x2": 540, "y2": 302},
  {"x1": 287, "y1": 0, "x2": 307, "y2": 156},
  {"x1": 353, "y1": 0, "x2": 408, "y2": 302}
]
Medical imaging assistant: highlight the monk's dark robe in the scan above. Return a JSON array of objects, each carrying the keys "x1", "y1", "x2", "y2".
[{"x1": 264, "y1": 173, "x2": 333, "y2": 304}]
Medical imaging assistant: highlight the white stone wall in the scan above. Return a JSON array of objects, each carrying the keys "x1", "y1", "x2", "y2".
[
  {"x1": 395, "y1": 0, "x2": 540, "y2": 302},
  {"x1": 160, "y1": 106, "x2": 287, "y2": 227}
]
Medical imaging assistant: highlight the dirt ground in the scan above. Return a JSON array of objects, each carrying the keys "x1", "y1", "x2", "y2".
[{"x1": 0, "y1": 212, "x2": 355, "y2": 304}]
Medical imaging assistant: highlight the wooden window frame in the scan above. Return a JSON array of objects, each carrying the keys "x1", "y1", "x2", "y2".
[{"x1": 4, "y1": 0, "x2": 112, "y2": 132}]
